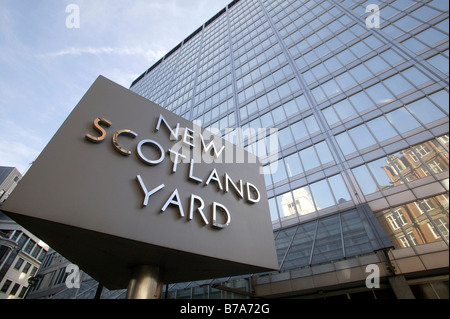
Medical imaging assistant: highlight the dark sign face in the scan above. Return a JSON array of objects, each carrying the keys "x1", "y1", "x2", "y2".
[{"x1": 1, "y1": 76, "x2": 278, "y2": 289}]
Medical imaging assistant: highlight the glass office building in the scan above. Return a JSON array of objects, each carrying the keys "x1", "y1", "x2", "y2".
[
  {"x1": 28, "y1": 0, "x2": 448, "y2": 299},
  {"x1": 129, "y1": 0, "x2": 448, "y2": 299}
]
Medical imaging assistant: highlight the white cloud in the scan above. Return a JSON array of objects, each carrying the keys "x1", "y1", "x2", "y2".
[{"x1": 38, "y1": 46, "x2": 166, "y2": 63}]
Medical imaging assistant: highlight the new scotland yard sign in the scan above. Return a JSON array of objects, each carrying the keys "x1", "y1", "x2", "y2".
[{"x1": 1, "y1": 76, "x2": 278, "y2": 289}]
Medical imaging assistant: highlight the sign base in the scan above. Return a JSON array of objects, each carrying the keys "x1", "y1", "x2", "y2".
[{"x1": 126, "y1": 265, "x2": 164, "y2": 299}]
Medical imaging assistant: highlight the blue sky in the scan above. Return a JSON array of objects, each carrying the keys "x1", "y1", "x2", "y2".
[{"x1": 0, "y1": 0, "x2": 231, "y2": 174}]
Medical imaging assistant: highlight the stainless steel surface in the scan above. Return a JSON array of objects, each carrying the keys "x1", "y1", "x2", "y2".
[{"x1": 126, "y1": 265, "x2": 164, "y2": 299}]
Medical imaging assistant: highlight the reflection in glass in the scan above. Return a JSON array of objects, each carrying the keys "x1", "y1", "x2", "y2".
[
  {"x1": 406, "y1": 97, "x2": 446, "y2": 124},
  {"x1": 335, "y1": 131, "x2": 357, "y2": 155},
  {"x1": 375, "y1": 195, "x2": 449, "y2": 249},
  {"x1": 352, "y1": 165, "x2": 378, "y2": 195},
  {"x1": 348, "y1": 125, "x2": 377, "y2": 150},
  {"x1": 276, "y1": 192, "x2": 297, "y2": 221},
  {"x1": 299, "y1": 146, "x2": 320, "y2": 171},
  {"x1": 284, "y1": 153, "x2": 303, "y2": 178},
  {"x1": 366, "y1": 158, "x2": 398, "y2": 190},
  {"x1": 367, "y1": 116, "x2": 398, "y2": 142},
  {"x1": 268, "y1": 197, "x2": 279, "y2": 222},
  {"x1": 282, "y1": 222, "x2": 316, "y2": 269},
  {"x1": 341, "y1": 210, "x2": 372, "y2": 256},
  {"x1": 315, "y1": 141, "x2": 334, "y2": 165},
  {"x1": 328, "y1": 174, "x2": 352, "y2": 203},
  {"x1": 310, "y1": 179, "x2": 335, "y2": 209},
  {"x1": 292, "y1": 186, "x2": 316, "y2": 216},
  {"x1": 274, "y1": 227, "x2": 297, "y2": 266},
  {"x1": 311, "y1": 215, "x2": 343, "y2": 264},
  {"x1": 385, "y1": 107, "x2": 421, "y2": 133}
]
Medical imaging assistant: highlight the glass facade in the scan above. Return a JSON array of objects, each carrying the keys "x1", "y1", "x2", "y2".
[{"x1": 130, "y1": 0, "x2": 449, "y2": 298}]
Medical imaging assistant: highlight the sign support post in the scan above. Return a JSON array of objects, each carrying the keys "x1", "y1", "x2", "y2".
[{"x1": 126, "y1": 265, "x2": 164, "y2": 299}]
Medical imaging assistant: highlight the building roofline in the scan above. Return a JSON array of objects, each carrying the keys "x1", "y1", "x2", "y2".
[{"x1": 130, "y1": 0, "x2": 240, "y2": 89}]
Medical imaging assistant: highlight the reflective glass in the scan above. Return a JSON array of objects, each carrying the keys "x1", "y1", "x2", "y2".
[
  {"x1": 274, "y1": 226, "x2": 297, "y2": 265},
  {"x1": 270, "y1": 159, "x2": 288, "y2": 184},
  {"x1": 276, "y1": 192, "x2": 297, "y2": 221},
  {"x1": 367, "y1": 116, "x2": 398, "y2": 142},
  {"x1": 385, "y1": 108, "x2": 421, "y2": 133},
  {"x1": 278, "y1": 127, "x2": 294, "y2": 148},
  {"x1": 406, "y1": 97, "x2": 446, "y2": 124},
  {"x1": 415, "y1": 28, "x2": 447, "y2": 46},
  {"x1": 334, "y1": 99, "x2": 357, "y2": 120},
  {"x1": 284, "y1": 152, "x2": 303, "y2": 177},
  {"x1": 292, "y1": 185, "x2": 316, "y2": 216},
  {"x1": 299, "y1": 146, "x2": 320, "y2": 171},
  {"x1": 401, "y1": 67, "x2": 431, "y2": 86},
  {"x1": 315, "y1": 141, "x2": 334, "y2": 164},
  {"x1": 328, "y1": 174, "x2": 352, "y2": 203},
  {"x1": 282, "y1": 222, "x2": 316, "y2": 269},
  {"x1": 269, "y1": 197, "x2": 280, "y2": 222},
  {"x1": 352, "y1": 165, "x2": 378, "y2": 195},
  {"x1": 341, "y1": 210, "x2": 373, "y2": 256},
  {"x1": 335, "y1": 131, "x2": 357, "y2": 155},
  {"x1": 322, "y1": 106, "x2": 340, "y2": 125},
  {"x1": 349, "y1": 64, "x2": 373, "y2": 83},
  {"x1": 290, "y1": 120, "x2": 309, "y2": 141},
  {"x1": 366, "y1": 83, "x2": 394, "y2": 105},
  {"x1": 304, "y1": 115, "x2": 320, "y2": 135},
  {"x1": 383, "y1": 74, "x2": 414, "y2": 95},
  {"x1": 310, "y1": 179, "x2": 335, "y2": 209},
  {"x1": 428, "y1": 90, "x2": 449, "y2": 114},
  {"x1": 348, "y1": 125, "x2": 377, "y2": 150},
  {"x1": 365, "y1": 56, "x2": 390, "y2": 74},
  {"x1": 349, "y1": 91, "x2": 374, "y2": 113},
  {"x1": 311, "y1": 215, "x2": 343, "y2": 264},
  {"x1": 366, "y1": 158, "x2": 398, "y2": 190},
  {"x1": 388, "y1": 148, "x2": 431, "y2": 183}
]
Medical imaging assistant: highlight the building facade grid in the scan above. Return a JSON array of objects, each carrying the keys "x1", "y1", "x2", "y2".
[{"x1": 129, "y1": 0, "x2": 448, "y2": 299}]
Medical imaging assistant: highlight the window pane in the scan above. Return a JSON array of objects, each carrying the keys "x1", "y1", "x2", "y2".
[
  {"x1": 312, "y1": 215, "x2": 343, "y2": 264},
  {"x1": 366, "y1": 83, "x2": 394, "y2": 105},
  {"x1": 348, "y1": 125, "x2": 377, "y2": 149},
  {"x1": 284, "y1": 152, "x2": 304, "y2": 177},
  {"x1": 271, "y1": 160, "x2": 288, "y2": 184},
  {"x1": 352, "y1": 165, "x2": 378, "y2": 195},
  {"x1": 290, "y1": 120, "x2": 309, "y2": 141},
  {"x1": 292, "y1": 186, "x2": 316, "y2": 216},
  {"x1": 334, "y1": 99, "x2": 357, "y2": 120},
  {"x1": 282, "y1": 222, "x2": 316, "y2": 269},
  {"x1": 335, "y1": 132, "x2": 357, "y2": 155},
  {"x1": 406, "y1": 97, "x2": 446, "y2": 124},
  {"x1": 367, "y1": 116, "x2": 398, "y2": 142},
  {"x1": 367, "y1": 158, "x2": 398, "y2": 190},
  {"x1": 299, "y1": 146, "x2": 320, "y2": 170},
  {"x1": 385, "y1": 107, "x2": 421, "y2": 133},
  {"x1": 328, "y1": 174, "x2": 352, "y2": 203},
  {"x1": 383, "y1": 74, "x2": 414, "y2": 95},
  {"x1": 278, "y1": 127, "x2": 294, "y2": 148},
  {"x1": 401, "y1": 67, "x2": 431, "y2": 86},
  {"x1": 428, "y1": 90, "x2": 449, "y2": 114},
  {"x1": 349, "y1": 91, "x2": 374, "y2": 113},
  {"x1": 310, "y1": 179, "x2": 336, "y2": 209},
  {"x1": 276, "y1": 192, "x2": 297, "y2": 221},
  {"x1": 315, "y1": 141, "x2": 334, "y2": 164},
  {"x1": 322, "y1": 106, "x2": 340, "y2": 125},
  {"x1": 341, "y1": 210, "x2": 373, "y2": 256},
  {"x1": 269, "y1": 197, "x2": 280, "y2": 222}
]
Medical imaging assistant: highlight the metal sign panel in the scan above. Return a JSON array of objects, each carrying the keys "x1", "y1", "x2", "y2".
[{"x1": 1, "y1": 76, "x2": 278, "y2": 289}]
